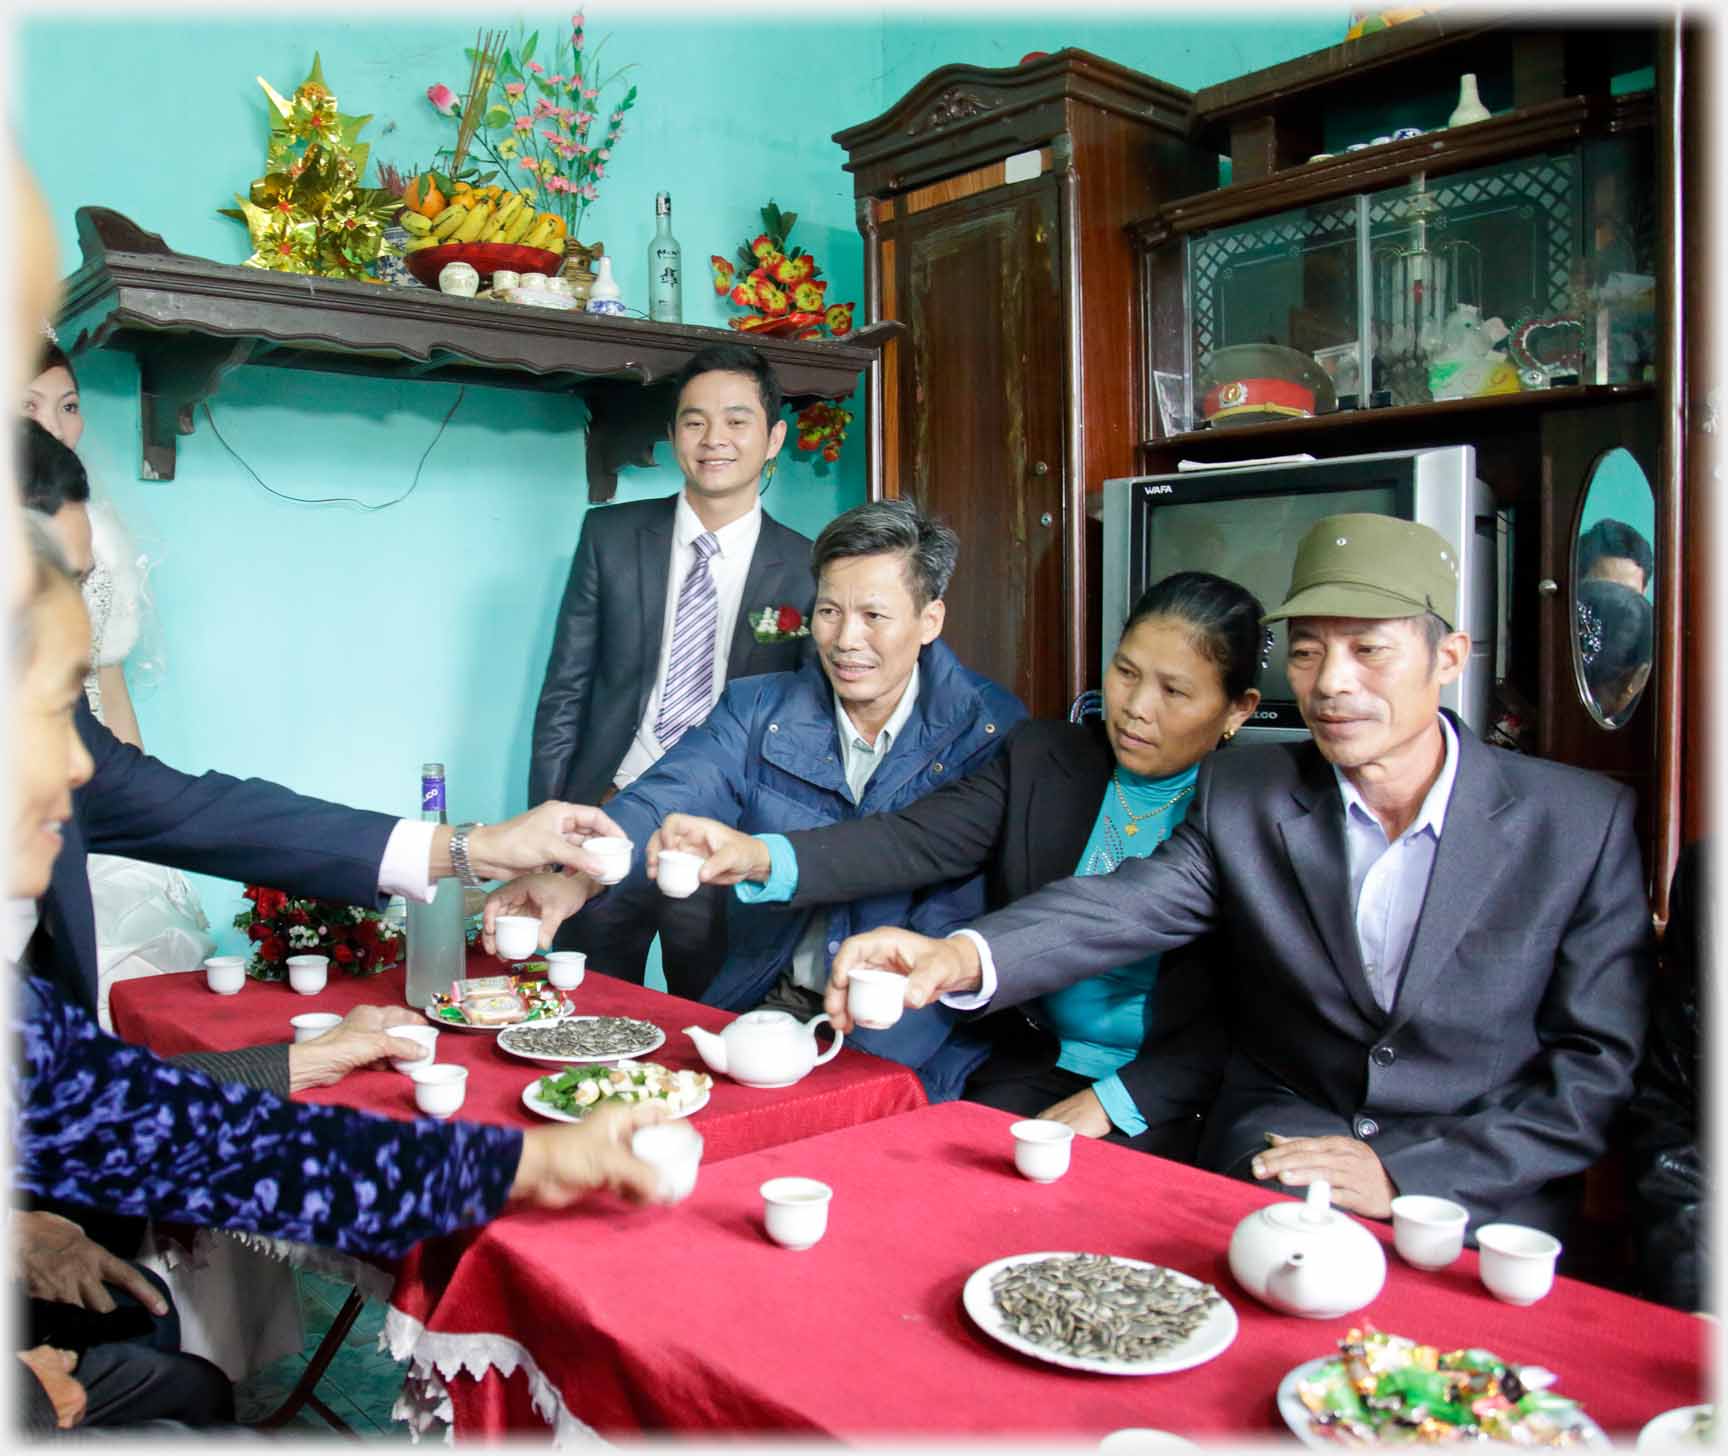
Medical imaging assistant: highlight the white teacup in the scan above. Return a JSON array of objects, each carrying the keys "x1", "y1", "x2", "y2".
[
  {"x1": 846, "y1": 966, "x2": 908, "y2": 1029},
  {"x1": 760, "y1": 1177, "x2": 832, "y2": 1250},
  {"x1": 1391, "y1": 1194, "x2": 1470, "y2": 1270},
  {"x1": 583, "y1": 836, "x2": 632, "y2": 885},
  {"x1": 656, "y1": 849, "x2": 702, "y2": 900},
  {"x1": 494, "y1": 915, "x2": 541, "y2": 961},
  {"x1": 390, "y1": 1024, "x2": 440, "y2": 1074},
  {"x1": 544, "y1": 275, "x2": 574, "y2": 297},
  {"x1": 438, "y1": 260, "x2": 480, "y2": 298},
  {"x1": 285, "y1": 955, "x2": 329, "y2": 995},
  {"x1": 631, "y1": 1121, "x2": 704, "y2": 1203},
  {"x1": 1010, "y1": 1119, "x2": 1075, "y2": 1183},
  {"x1": 409, "y1": 1064, "x2": 468, "y2": 1120},
  {"x1": 490, "y1": 268, "x2": 520, "y2": 293},
  {"x1": 1476, "y1": 1223, "x2": 1562, "y2": 1305},
  {"x1": 544, "y1": 951, "x2": 586, "y2": 991},
  {"x1": 518, "y1": 271, "x2": 549, "y2": 290},
  {"x1": 204, "y1": 956, "x2": 246, "y2": 996},
  {"x1": 290, "y1": 1011, "x2": 342, "y2": 1043}
]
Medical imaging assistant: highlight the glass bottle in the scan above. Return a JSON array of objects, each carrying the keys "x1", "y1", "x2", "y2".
[
  {"x1": 648, "y1": 191, "x2": 682, "y2": 324},
  {"x1": 405, "y1": 761, "x2": 467, "y2": 1009}
]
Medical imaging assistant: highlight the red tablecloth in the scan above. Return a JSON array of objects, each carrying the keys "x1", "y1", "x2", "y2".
[
  {"x1": 427, "y1": 1100, "x2": 1709, "y2": 1441},
  {"x1": 109, "y1": 958, "x2": 925, "y2": 1167}
]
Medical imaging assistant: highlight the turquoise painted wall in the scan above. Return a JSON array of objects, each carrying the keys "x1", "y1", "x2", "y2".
[{"x1": 18, "y1": 7, "x2": 1332, "y2": 955}]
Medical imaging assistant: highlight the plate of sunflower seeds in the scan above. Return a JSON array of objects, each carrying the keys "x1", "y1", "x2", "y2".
[{"x1": 963, "y1": 1251, "x2": 1236, "y2": 1376}]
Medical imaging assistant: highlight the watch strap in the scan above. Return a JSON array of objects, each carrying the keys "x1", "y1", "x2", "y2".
[{"x1": 449, "y1": 822, "x2": 485, "y2": 888}]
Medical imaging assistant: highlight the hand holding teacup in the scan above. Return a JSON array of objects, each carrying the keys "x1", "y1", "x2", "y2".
[
  {"x1": 647, "y1": 815, "x2": 773, "y2": 888},
  {"x1": 287, "y1": 1004, "x2": 431, "y2": 1091},
  {"x1": 448, "y1": 801, "x2": 632, "y2": 884},
  {"x1": 482, "y1": 870, "x2": 601, "y2": 957},
  {"x1": 823, "y1": 928, "x2": 984, "y2": 1033}
]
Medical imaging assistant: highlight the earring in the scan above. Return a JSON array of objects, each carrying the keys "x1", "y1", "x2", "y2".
[{"x1": 1222, "y1": 727, "x2": 1236, "y2": 742}]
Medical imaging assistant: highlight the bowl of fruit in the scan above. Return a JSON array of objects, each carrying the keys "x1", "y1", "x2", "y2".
[{"x1": 399, "y1": 182, "x2": 566, "y2": 289}]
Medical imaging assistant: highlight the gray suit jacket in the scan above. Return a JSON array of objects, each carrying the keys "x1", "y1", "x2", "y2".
[
  {"x1": 973, "y1": 713, "x2": 1652, "y2": 1234},
  {"x1": 530, "y1": 495, "x2": 815, "y2": 806}
]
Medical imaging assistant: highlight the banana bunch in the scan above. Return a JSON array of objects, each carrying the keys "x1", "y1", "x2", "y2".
[{"x1": 400, "y1": 182, "x2": 568, "y2": 256}]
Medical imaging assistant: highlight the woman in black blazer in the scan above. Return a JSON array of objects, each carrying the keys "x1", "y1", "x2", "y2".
[{"x1": 654, "y1": 572, "x2": 1265, "y2": 1162}]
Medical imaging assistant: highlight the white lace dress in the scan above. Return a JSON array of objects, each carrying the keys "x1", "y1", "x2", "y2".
[
  {"x1": 81, "y1": 503, "x2": 218, "y2": 1030},
  {"x1": 84, "y1": 502, "x2": 304, "y2": 1382}
]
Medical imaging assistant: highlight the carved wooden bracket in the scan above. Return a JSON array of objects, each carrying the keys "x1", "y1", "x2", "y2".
[
  {"x1": 58, "y1": 208, "x2": 902, "y2": 498},
  {"x1": 907, "y1": 89, "x2": 999, "y2": 135}
]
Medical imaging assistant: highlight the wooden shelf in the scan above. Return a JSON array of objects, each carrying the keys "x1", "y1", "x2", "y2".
[
  {"x1": 1142, "y1": 381, "x2": 1658, "y2": 456},
  {"x1": 55, "y1": 208, "x2": 901, "y2": 500}
]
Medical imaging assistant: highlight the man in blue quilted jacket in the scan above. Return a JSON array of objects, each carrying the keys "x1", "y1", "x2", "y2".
[{"x1": 485, "y1": 500, "x2": 1027, "y2": 1100}]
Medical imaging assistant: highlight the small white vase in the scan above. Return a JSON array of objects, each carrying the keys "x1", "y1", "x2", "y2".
[
  {"x1": 586, "y1": 255, "x2": 626, "y2": 316},
  {"x1": 1448, "y1": 73, "x2": 1491, "y2": 127}
]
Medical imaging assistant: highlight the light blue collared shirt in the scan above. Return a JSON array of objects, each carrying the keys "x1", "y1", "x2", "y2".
[
  {"x1": 740, "y1": 669, "x2": 922, "y2": 992},
  {"x1": 1334, "y1": 714, "x2": 1459, "y2": 1013}
]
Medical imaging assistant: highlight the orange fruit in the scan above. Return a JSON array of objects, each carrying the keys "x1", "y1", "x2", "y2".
[{"x1": 403, "y1": 175, "x2": 447, "y2": 219}]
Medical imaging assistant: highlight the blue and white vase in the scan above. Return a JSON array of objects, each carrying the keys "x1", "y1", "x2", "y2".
[
  {"x1": 376, "y1": 225, "x2": 414, "y2": 287},
  {"x1": 586, "y1": 255, "x2": 627, "y2": 316}
]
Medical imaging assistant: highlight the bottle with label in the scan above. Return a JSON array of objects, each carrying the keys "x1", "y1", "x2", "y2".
[
  {"x1": 405, "y1": 761, "x2": 467, "y2": 1010},
  {"x1": 648, "y1": 191, "x2": 682, "y2": 324}
]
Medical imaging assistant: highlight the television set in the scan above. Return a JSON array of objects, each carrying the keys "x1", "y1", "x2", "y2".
[{"x1": 1099, "y1": 447, "x2": 1499, "y2": 744}]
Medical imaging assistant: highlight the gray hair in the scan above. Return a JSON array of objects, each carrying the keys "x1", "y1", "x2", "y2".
[{"x1": 810, "y1": 499, "x2": 958, "y2": 609}]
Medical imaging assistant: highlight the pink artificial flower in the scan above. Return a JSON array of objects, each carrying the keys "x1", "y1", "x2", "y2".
[
  {"x1": 503, "y1": 81, "x2": 526, "y2": 99},
  {"x1": 598, "y1": 147, "x2": 610, "y2": 160},
  {"x1": 520, "y1": 157, "x2": 541, "y2": 172},
  {"x1": 581, "y1": 182, "x2": 598, "y2": 201},
  {"x1": 550, "y1": 75, "x2": 566, "y2": 86},
  {"x1": 575, "y1": 142, "x2": 591, "y2": 156},
  {"x1": 575, "y1": 111, "x2": 594, "y2": 128},
  {"x1": 571, "y1": 12, "x2": 585, "y2": 27},
  {"x1": 541, "y1": 128, "x2": 563, "y2": 143},
  {"x1": 611, "y1": 109, "x2": 625, "y2": 122},
  {"x1": 582, "y1": 86, "x2": 599, "y2": 100},
  {"x1": 574, "y1": 32, "x2": 585, "y2": 50},
  {"x1": 513, "y1": 116, "x2": 534, "y2": 133},
  {"x1": 533, "y1": 97, "x2": 555, "y2": 118},
  {"x1": 527, "y1": 60, "x2": 545, "y2": 74},
  {"x1": 426, "y1": 83, "x2": 458, "y2": 115}
]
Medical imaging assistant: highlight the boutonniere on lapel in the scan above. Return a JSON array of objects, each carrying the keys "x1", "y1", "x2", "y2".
[{"x1": 751, "y1": 604, "x2": 811, "y2": 643}]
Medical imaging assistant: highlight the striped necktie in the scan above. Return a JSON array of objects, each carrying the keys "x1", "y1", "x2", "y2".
[{"x1": 654, "y1": 532, "x2": 721, "y2": 748}]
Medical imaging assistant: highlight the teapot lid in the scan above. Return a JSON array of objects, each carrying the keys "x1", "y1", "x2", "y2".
[{"x1": 1261, "y1": 1179, "x2": 1339, "y2": 1230}]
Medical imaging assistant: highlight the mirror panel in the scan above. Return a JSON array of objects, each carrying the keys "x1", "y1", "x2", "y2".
[{"x1": 1571, "y1": 447, "x2": 1656, "y2": 729}]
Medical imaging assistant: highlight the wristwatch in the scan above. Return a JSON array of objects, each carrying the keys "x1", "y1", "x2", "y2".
[{"x1": 449, "y1": 822, "x2": 485, "y2": 888}]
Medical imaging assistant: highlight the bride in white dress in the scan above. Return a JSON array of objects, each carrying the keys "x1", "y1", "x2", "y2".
[
  {"x1": 26, "y1": 341, "x2": 217, "y2": 1025},
  {"x1": 27, "y1": 342, "x2": 305, "y2": 1384}
]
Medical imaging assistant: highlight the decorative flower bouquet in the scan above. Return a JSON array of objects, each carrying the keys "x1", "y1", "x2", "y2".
[
  {"x1": 711, "y1": 201, "x2": 855, "y2": 342},
  {"x1": 750, "y1": 603, "x2": 811, "y2": 643},
  {"x1": 792, "y1": 400, "x2": 853, "y2": 467},
  {"x1": 218, "y1": 54, "x2": 399, "y2": 281},
  {"x1": 426, "y1": 12, "x2": 636, "y2": 245},
  {"x1": 234, "y1": 885, "x2": 404, "y2": 981}
]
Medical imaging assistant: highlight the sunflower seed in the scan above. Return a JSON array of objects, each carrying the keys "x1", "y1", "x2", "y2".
[{"x1": 990, "y1": 1254, "x2": 1219, "y2": 1364}]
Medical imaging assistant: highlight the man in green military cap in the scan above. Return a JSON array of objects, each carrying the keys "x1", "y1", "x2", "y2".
[{"x1": 824, "y1": 512, "x2": 1651, "y2": 1243}]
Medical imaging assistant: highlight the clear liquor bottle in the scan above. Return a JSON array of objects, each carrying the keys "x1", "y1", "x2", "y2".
[
  {"x1": 648, "y1": 191, "x2": 682, "y2": 324},
  {"x1": 405, "y1": 761, "x2": 467, "y2": 1009}
]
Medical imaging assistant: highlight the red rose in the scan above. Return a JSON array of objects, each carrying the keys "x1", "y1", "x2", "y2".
[
  {"x1": 260, "y1": 935, "x2": 285, "y2": 963},
  {"x1": 291, "y1": 908, "x2": 311, "y2": 925},
  {"x1": 776, "y1": 606, "x2": 803, "y2": 633},
  {"x1": 254, "y1": 888, "x2": 288, "y2": 918},
  {"x1": 355, "y1": 920, "x2": 379, "y2": 946},
  {"x1": 248, "y1": 922, "x2": 269, "y2": 942},
  {"x1": 332, "y1": 944, "x2": 355, "y2": 964}
]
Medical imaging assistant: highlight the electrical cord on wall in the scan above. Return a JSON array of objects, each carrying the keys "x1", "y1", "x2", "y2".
[{"x1": 200, "y1": 387, "x2": 467, "y2": 510}]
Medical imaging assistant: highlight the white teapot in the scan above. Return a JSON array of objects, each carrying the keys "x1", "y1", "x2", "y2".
[
  {"x1": 1227, "y1": 1180, "x2": 1387, "y2": 1319},
  {"x1": 684, "y1": 1010, "x2": 843, "y2": 1089}
]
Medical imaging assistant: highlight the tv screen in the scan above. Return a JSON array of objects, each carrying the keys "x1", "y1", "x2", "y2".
[{"x1": 1144, "y1": 486, "x2": 1400, "y2": 694}]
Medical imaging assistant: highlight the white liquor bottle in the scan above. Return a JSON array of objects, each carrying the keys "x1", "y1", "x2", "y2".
[
  {"x1": 405, "y1": 761, "x2": 467, "y2": 1009},
  {"x1": 648, "y1": 191, "x2": 683, "y2": 324}
]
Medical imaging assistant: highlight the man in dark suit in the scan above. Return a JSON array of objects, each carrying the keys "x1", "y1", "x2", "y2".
[
  {"x1": 824, "y1": 514, "x2": 1652, "y2": 1239},
  {"x1": 530, "y1": 343, "x2": 815, "y2": 996}
]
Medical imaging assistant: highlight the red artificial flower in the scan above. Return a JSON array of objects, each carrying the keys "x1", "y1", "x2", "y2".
[
  {"x1": 777, "y1": 606, "x2": 804, "y2": 633},
  {"x1": 825, "y1": 302, "x2": 855, "y2": 337},
  {"x1": 710, "y1": 254, "x2": 736, "y2": 295},
  {"x1": 260, "y1": 935, "x2": 285, "y2": 963},
  {"x1": 754, "y1": 278, "x2": 789, "y2": 316},
  {"x1": 790, "y1": 279, "x2": 827, "y2": 312},
  {"x1": 248, "y1": 921, "x2": 269, "y2": 942},
  {"x1": 332, "y1": 944, "x2": 355, "y2": 964},
  {"x1": 254, "y1": 888, "x2": 288, "y2": 918},
  {"x1": 822, "y1": 444, "x2": 841, "y2": 463},
  {"x1": 769, "y1": 253, "x2": 815, "y2": 286},
  {"x1": 729, "y1": 278, "x2": 759, "y2": 309},
  {"x1": 749, "y1": 233, "x2": 780, "y2": 263}
]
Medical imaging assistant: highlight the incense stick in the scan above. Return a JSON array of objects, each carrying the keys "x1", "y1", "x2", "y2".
[{"x1": 451, "y1": 28, "x2": 505, "y2": 177}]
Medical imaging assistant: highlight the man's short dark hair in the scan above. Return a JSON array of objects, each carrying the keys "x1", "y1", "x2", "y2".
[
  {"x1": 668, "y1": 344, "x2": 783, "y2": 424},
  {"x1": 1578, "y1": 518, "x2": 1655, "y2": 584},
  {"x1": 18, "y1": 419, "x2": 89, "y2": 514},
  {"x1": 811, "y1": 499, "x2": 958, "y2": 609}
]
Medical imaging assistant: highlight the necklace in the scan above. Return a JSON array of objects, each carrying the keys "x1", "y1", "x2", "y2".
[{"x1": 1111, "y1": 772, "x2": 1194, "y2": 837}]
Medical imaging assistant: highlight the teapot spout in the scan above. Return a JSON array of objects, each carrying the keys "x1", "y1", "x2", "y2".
[{"x1": 684, "y1": 1025, "x2": 727, "y2": 1075}]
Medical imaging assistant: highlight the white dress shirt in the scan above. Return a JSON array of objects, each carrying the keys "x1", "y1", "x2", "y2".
[
  {"x1": 948, "y1": 713, "x2": 1461, "y2": 1013},
  {"x1": 1334, "y1": 712, "x2": 1459, "y2": 1011},
  {"x1": 615, "y1": 496, "x2": 763, "y2": 789},
  {"x1": 789, "y1": 667, "x2": 922, "y2": 992}
]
